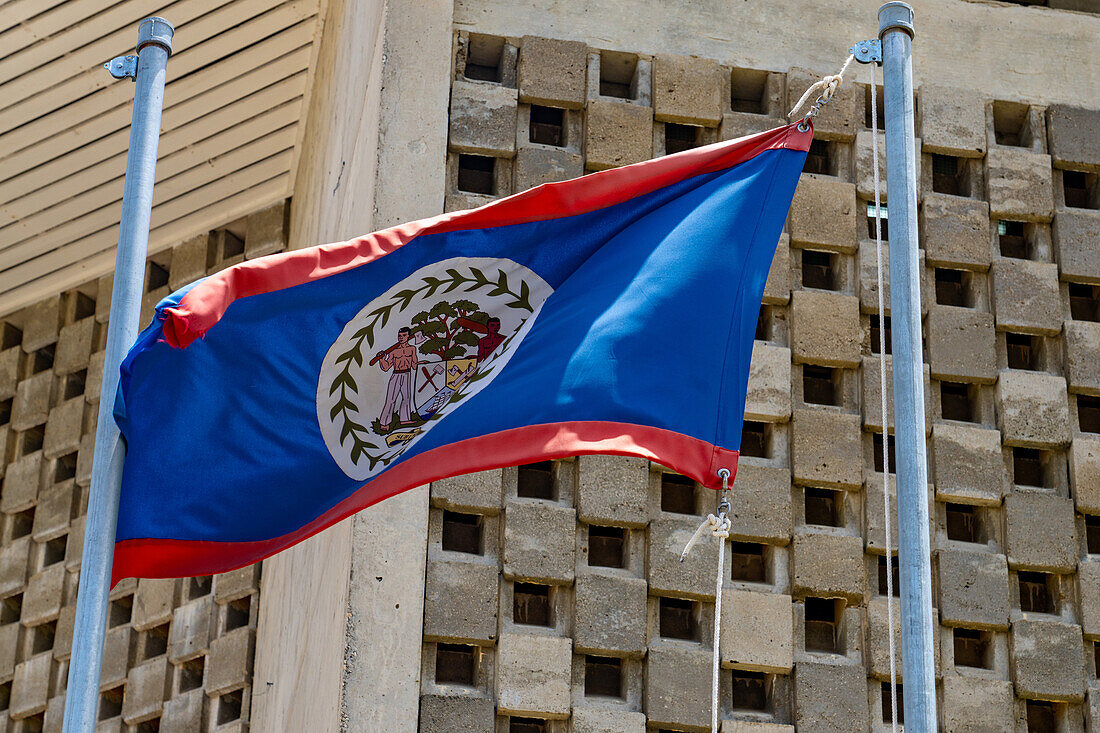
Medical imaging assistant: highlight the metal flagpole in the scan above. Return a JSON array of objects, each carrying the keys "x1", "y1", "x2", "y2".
[
  {"x1": 63, "y1": 17, "x2": 174, "y2": 732},
  {"x1": 878, "y1": 3, "x2": 937, "y2": 729}
]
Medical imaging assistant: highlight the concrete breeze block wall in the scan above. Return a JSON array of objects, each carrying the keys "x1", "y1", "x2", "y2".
[{"x1": 425, "y1": 29, "x2": 1100, "y2": 733}]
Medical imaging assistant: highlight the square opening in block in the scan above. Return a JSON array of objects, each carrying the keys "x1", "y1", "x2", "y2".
[
  {"x1": 10, "y1": 509, "x2": 33, "y2": 541},
  {"x1": 931, "y1": 153, "x2": 968, "y2": 196},
  {"x1": 953, "y1": 627, "x2": 992, "y2": 669},
  {"x1": 940, "y1": 381, "x2": 977, "y2": 422},
  {"x1": 588, "y1": 525, "x2": 625, "y2": 568},
  {"x1": 1070, "y1": 283, "x2": 1100, "y2": 322},
  {"x1": 803, "y1": 140, "x2": 833, "y2": 176},
  {"x1": 20, "y1": 424, "x2": 44, "y2": 456},
  {"x1": 30, "y1": 620, "x2": 55, "y2": 655},
  {"x1": 665, "y1": 123, "x2": 702, "y2": 155},
  {"x1": 178, "y1": 656, "x2": 205, "y2": 693},
  {"x1": 992, "y1": 100, "x2": 1030, "y2": 147},
  {"x1": 878, "y1": 555, "x2": 899, "y2": 596},
  {"x1": 755, "y1": 305, "x2": 771, "y2": 341},
  {"x1": 730, "y1": 68, "x2": 769, "y2": 114},
  {"x1": 0, "y1": 324, "x2": 22, "y2": 351},
  {"x1": 529, "y1": 105, "x2": 565, "y2": 147},
  {"x1": 801, "y1": 249, "x2": 836, "y2": 290},
  {"x1": 457, "y1": 154, "x2": 495, "y2": 195},
  {"x1": 1081, "y1": 395, "x2": 1100, "y2": 433},
  {"x1": 142, "y1": 623, "x2": 170, "y2": 660},
  {"x1": 43, "y1": 535, "x2": 66, "y2": 568},
  {"x1": 216, "y1": 689, "x2": 243, "y2": 724},
  {"x1": 54, "y1": 452, "x2": 77, "y2": 484},
  {"x1": 0, "y1": 595, "x2": 21, "y2": 626},
  {"x1": 1095, "y1": 641, "x2": 1100, "y2": 679},
  {"x1": 513, "y1": 582, "x2": 551, "y2": 626},
  {"x1": 584, "y1": 655, "x2": 623, "y2": 698},
  {"x1": 99, "y1": 686, "x2": 123, "y2": 720},
  {"x1": 435, "y1": 643, "x2": 476, "y2": 685},
  {"x1": 661, "y1": 473, "x2": 696, "y2": 514},
  {"x1": 805, "y1": 487, "x2": 842, "y2": 527},
  {"x1": 803, "y1": 365, "x2": 839, "y2": 406},
  {"x1": 441, "y1": 510, "x2": 482, "y2": 554},
  {"x1": 804, "y1": 597, "x2": 842, "y2": 653},
  {"x1": 741, "y1": 421, "x2": 771, "y2": 458},
  {"x1": 146, "y1": 262, "x2": 169, "y2": 292},
  {"x1": 510, "y1": 718, "x2": 547, "y2": 733},
  {"x1": 30, "y1": 345, "x2": 54, "y2": 374},
  {"x1": 658, "y1": 597, "x2": 697, "y2": 640},
  {"x1": 71, "y1": 291, "x2": 96, "y2": 322},
  {"x1": 935, "y1": 268, "x2": 973, "y2": 307},
  {"x1": 464, "y1": 33, "x2": 504, "y2": 82},
  {"x1": 1019, "y1": 571, "x2": 1057, "y2": 613},
  {"x1": 517, "y1": 461, "x2": 554, "y2": 499},
  {"x1": 731, "y1": 670, "x2": 769, "y2": 711},
  {"x1": 1087, "y1": 515, "x2": 1100, "y2": 555},
  {"x1": 1063, "y1": 170, "x2": 1099, "y2": 210},
  {"x1": 881, "y1": 682, "x2": 903, "y2": 724},
  {"x1": 225, "y1": 596, "x2": 251, "y2": 632},
  {"x1": 187, "y1": 575, "x2": 212, "y2": 601},
  {"x1": 1013, "y1": 447, "x2": 1049, "y2": 488},
  {"x1": 0, "y1": 398, "x2": 10, "y2": 427},
  {"x1": 870, "y1": 315, "x2": 892, "y2": 355},
  {"x1": 599, "y1": 50, "x2": 637, "y2": 99},
  {"x1": 109, "y1": 595, "x2": 133, "y2": 628},
  {"x1": 867, "y1": 202, "x2": 888, "y2": 240},
  {"x1": 864, "y1": 84, "x2": 885, "y2": 129},
  {"x1": 1006, "y1": 332, "x2": 1040, "y2": 370},
  {"x1": 998, "y1": 220, "x2": 1031, "y2": 259},
  {"x1": 730, "y1": 541, "x2": 767, "y2": 582},
  {"x1": 946, "y1": 503, "x2": 984, "y2": 543},
  {"x1": 63, "y1": 369, "x2": 86, "y2": 400},
  {"x1": 1026, "y1": 700, "x2": 1057, "y2": 732},
  {"x1": 873, "y1": 433, "x2": 896, "y2": 474}
]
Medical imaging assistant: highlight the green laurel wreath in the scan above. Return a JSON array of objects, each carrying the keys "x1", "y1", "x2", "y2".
[{"x1": 328, "y1": 266, "x2": 536, "y2": 469}]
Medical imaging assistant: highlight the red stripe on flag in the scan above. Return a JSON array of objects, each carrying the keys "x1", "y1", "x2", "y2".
[{"x1": 111, "y1": 420, "x2": 739, "y2": 583}]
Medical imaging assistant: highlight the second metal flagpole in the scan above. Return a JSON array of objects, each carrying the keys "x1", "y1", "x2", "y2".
[
  {"x1": 878, "y1": 2, "x2": 938, "y2": 729},
  {"x1": 64, "y1": 17, "x2": 174, "y2": 732}
]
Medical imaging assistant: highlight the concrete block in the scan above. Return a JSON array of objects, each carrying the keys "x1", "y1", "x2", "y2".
[
  {"x1": 122, "y1": 657, "x2": 169, "y2": 723},
  {"x1": 648, "y1": 513, "x2": 721, "y2": 599},
  {"x1": 918, "y1": 84, "x2": 987, "y2": 157},
  {"x1": 719, "y1": 112, "x2": 784, "y2": 141},
  {"x1": 862, "y1": 356, "x2": 932, "y2": 433},
  {"x1": 791, "y1": 409, "x2": 862, "y2": 490},
  {"x1": 513, "y1": 145, "x2": 584, "y2": 191},
  {"x1": 1047, "y1": 104, "x2": 1100, "y2": 172},
  {"x1": 719, "y1": 589, "x2": 793, "y2": 673},
  {"x1": 43, "y1": 694, "x2": 64, "y2": 733},
  {"x1": 85, "y1": 350, "x2": 104, "y2": 403},
  {"x1": 503, "y1": 500, "x2": 575, "y2": 584},
  {"x1": 932, "y1": 424, "x2": 1006, "y2": 504},
  {"x1": 937, "y1": 549, "x2": 1009, "y2": 629},
  {"x1": 722, "y1": 724, "x2": 794, "y2": 733},
  {"x1": 160, "y1": 688, "x2": 204, "y2": 733},
  {"x1": 0, "y1": 347, "x2": 20, "y2": 400},
  {"x1": 31, "y1": 483, "x2": 73, "y2": 541},
  {"x1": 54, "y1": 319, "x2": 94, "y2": 375},
  {"x1": 244, "y1": 200, "x2": 288, "y2": 259},
  {"x1": 10, "y1": 651, "x2": 50, "y2": 718},
  {"x1": 653, "y1": 54, "x2": 723, "y2": 126},
  {"x1": 0, "y1": 536, "x2": 30, "y2": 596},
  {"x1": 921, "y1": 193, "x2": 992, "y2": 269},
  {"x1": 585, "y1": 99, "x2": 653, "y2": 170},
  {"x1": 859, "y1": 243, "x2": 932, "y2": 317},
  {"x1": 576, "y1": 455, "x2": 648, "y2": 527},
  {"x1": 793, "y1": 661, "x2": 869, "y2": 732},
  {"x1": 791, "y1": 533, "x2": 864, "y2": 603},
  {"x1": 763, "y1": 234, "x2": 790, "y2": 305},
  {"x1": 431, "y1": 469, "x2": 502, "y2": 513},
  {"x1": 1078, "y1": 560, "x2": 1100, "y2": 638},
  {"x1": 517, "y1": 36, "x2": 587, "y2": 109},
  {"x1": 866, "y1": 597, "x2": 903, "y2": 680},
  {"x1": 790, "y1": 290, "x2": 860, "y2": 367},
  {"x1": 43, "y1": 397, "x2": 83, "y2": 459},
  {"x1": 864, "y1": 474, "x2": 899, "y2": 555},
  {"x1": 0, "y1": 622, "x2": 18, "y2": 681},
  {"x1": 787, "y1": 68, "x2": 861, "y2": 141},
  {"x1": 64, "y1": 515, "x2": 84, "y2": 571},
  {"x1": 424, "y1": 558, "x2": 498, "y2": 643},
  {"x1": 926, "y1": 306, "x2": 997, "y2": 382},
  {"x1": 572, "y1": 707, "x2": 646, "y2": 733},
  {"x1": 496, "y1": 632, "x2": 571, "y2": 717},
  {"x1": 1053, "y1": 210, "x2": 1100, "y2": 284},
  {"x1": 745, "y1": 342, "x2": 791, "y2": 422},
  {"x1": 12, "y1": 371, "x2": 52, "y2": 430},
  {"x1": 991, "y1": 258, "x2": 1063, "y2": 335},
  {"x1": 1071, "y1": 437, "x2": 1100, "y2": 513},
  {"x1": 168, "y1": 597, "x2": 212, "y2": 663},
  {"x1": 53, "y1": 605, "x2": 75, "y2": 661},
  {"x1": 132, "y1": 579, "x2": 175, "y2": 631},
  {"x1": 21, "y1": 298, "x2": 60, "y2": 352},
  {"x1": 789, "y1": 175, "x2": 858, "y2": 253},
  {"x1": 449, "y1": 80, "x2": 518, "y2": 156},
  {"x1": 1065, "y1": 321, "x2": 1100, "y2": 395},
  {"x1": 1011, "y1": 618, "x2": 1084, "y2": 702},
  {"x1": 101, "y1": 625, "x2": 131, "y2": 689},
  {"x1": 1004, "y1": 491, "x2": 1076, "y2": 571},
  {"x1": 168, "y1": 235, "x2": 208, "y2": 290},
  {"x1": 574, "y1": 573, "x2": 647, "y2": 655},
  {"x1": 2, "y1": 452, "x2": 41, "y2": 513},
  {"x1": 729, "y1": 463, "x2": 791, "y2": 544},
  {"x1": 986, "y1": 147, "x2": 1054, "y2": 222},
  {"x1": 996, "y1": 371, "x2": 1071, "y2": 447},
  {"x1": 855, "y1": 130, "x2": 921, "y2": 202},
  {"x1": 418, "y1": 695, "x2": 495, "y2": 732},
  {"x1": 213, "y1": 565, "x2": 259, "y2": 604},
  {"x1": 646, "y1": 643, "x2": 712, "y2": 729},
  {"x1": 206, "y1": 627, "x2": 254, "y2": 695},
  {"x1": 941, "y1": 676, "x2": 1015, "y2": 732},
  {"x1": 22, "y1": 563, "x2": 64, "y2": 626}
]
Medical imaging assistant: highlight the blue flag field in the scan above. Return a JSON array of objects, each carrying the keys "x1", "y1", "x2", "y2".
[{"x1": 112, "y1": 122, "x2": 811, "y2": 581}]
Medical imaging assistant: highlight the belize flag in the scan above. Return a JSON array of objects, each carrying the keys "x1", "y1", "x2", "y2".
[{"x1": 112, "y1": 122, "x2": 811, "y2": 582}]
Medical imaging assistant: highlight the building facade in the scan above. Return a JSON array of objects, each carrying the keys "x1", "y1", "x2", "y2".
[{"x1": 1, "y1": 0, "x2": 1099, "y2": 730}]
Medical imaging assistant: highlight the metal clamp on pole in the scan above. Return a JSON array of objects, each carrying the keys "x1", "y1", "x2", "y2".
[
  {"x1": 878, "y1": 2, "x2": 938, "y2": 731},
  {"x1": 64, "y1": 17, "x2": 174, "y2": 733}
]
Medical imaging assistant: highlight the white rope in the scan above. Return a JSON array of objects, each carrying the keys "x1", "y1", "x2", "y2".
[
  {"x1": 680, "y1": 471, "x2": 732, "y2": 733},
  {"x1": 871, "y1": 72, "x2": 899, "y2": 733},
  {"x1": 787, "y1": 54, "x2": 856, "y2": 122}
]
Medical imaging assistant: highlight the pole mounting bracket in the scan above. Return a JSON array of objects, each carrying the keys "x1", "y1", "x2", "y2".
[
  {"x1": 104, "y1": 55, "x2": 138, "y2": 80},
  {"x1": 849, "y1": 39, "x2": 882, "y2": 65}
]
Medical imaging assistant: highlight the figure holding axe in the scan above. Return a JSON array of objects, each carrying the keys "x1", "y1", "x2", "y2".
[{"x1": 373, "y1": 327, "x2": 421, "y2": 431}]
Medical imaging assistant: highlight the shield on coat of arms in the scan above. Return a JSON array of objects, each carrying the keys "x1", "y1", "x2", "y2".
[{"x1": 445, "y1": 358, "x2": 478, "y2": 388}]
